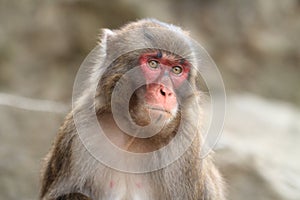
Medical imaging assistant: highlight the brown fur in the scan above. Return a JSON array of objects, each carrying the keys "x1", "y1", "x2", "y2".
[{"x1": 40, "y1": 19, "x2": 225, "y2": 200}]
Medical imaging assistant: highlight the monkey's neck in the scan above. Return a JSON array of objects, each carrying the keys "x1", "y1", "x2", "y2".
[{"x1": 98, "y1": 112, "x2": 176, "y2": 153}]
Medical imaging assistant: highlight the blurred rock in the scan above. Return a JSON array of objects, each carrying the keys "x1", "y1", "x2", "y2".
[{"x1": 215, "y1": 94, "x2": 300, "y2": 200}]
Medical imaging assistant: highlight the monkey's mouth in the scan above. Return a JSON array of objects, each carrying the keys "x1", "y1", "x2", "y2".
[{"x1": 146, "y1": 106, "x2": 173, "y2": 118}]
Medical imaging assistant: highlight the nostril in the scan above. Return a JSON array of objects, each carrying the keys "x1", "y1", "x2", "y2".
[{"x1": 160, "y1": 88, "x2": 166, "y2": 96}]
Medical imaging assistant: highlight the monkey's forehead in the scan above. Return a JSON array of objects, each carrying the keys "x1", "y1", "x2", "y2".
[{"x1": 106, "y1": 26, "x2": 194, "y2": 62}]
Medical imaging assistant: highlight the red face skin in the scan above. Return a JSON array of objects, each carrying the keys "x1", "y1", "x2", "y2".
[{"x1": 139, "y1": 51, "x2": 190, "y2": 116}]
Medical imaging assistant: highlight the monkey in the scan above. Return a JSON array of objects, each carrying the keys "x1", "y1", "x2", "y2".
[{"x1": 40, "y1": 19, "x2": 225, "y2": 200}]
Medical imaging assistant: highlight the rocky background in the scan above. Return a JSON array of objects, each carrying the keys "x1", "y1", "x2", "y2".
[{"x1": 0, "y1": 0, "x2": 299, "y2": 199}]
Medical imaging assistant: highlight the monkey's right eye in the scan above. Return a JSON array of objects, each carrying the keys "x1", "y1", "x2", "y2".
[{"x1": 148, "y1": 60, "x2": 159, "y2": 69}]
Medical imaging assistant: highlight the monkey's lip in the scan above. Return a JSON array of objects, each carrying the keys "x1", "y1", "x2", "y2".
[{"x1": 146, "y1": 106, "x2": 173, "y2": 117}]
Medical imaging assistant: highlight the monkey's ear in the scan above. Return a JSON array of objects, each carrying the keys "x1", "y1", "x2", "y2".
[
  {"x1": 98, "y1": 28, "x2": 115, "y2": 54},
  {"x1": 101, "y1": 28, "x2": 115, "y2": 40}
]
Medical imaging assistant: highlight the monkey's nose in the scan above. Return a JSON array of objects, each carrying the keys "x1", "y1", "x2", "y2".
[
  {"x1": 160, "y1": 87, "x2": 172, "y2": 97},
  {"x1": 157, "y1": 86, "x2": 177, "y2": 110},
  {"x1": 158, "y1": 85, "x2": 175, "y2": 99}
]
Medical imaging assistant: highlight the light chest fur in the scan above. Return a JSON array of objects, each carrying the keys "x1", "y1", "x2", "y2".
[{"x1": 100, "y1": 172, "x2": 152, "y2": 200}]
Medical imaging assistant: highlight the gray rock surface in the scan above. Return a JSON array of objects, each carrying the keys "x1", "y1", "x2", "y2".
[
  {"x1": 215, "y1": 94, "x2": 300, "y2": 200},
  {"x1": 0, "y1": 105, "x2": 65, "y2": 200}
]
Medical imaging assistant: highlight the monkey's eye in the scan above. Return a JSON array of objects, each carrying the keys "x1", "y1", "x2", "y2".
[
  {"x1": 172, "y1": 66, "x2": 183, "y2": 75},
  {"x1": 148, "y1": 60, "x2": 159, "y2": 69}
]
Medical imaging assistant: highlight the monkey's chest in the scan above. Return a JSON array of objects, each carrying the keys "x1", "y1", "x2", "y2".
[{"x1": 102, "y1": 174, "x2": 152, "y2": 200}]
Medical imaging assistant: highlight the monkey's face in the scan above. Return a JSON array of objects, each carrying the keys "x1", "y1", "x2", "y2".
[{"x1": 129, "y1": 50, "x2": 191, "y2": 126}]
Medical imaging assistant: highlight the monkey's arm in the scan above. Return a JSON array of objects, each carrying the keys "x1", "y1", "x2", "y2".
[{"x1": 40, "y1": 113, "x2": 93, "y2": 200}]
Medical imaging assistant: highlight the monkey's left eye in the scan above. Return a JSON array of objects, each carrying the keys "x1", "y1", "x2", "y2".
[
  {"x1": 172, "y1": 66, "x2": 183, "y2": 75},
  {"x1": 148, "y1": 60, "x2": 159, "y2": 69}
]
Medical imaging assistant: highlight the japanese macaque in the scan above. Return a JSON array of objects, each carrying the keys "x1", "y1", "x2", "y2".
[{"x1": 40, "y1": 19, "x2": 225, "y2": 200}]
